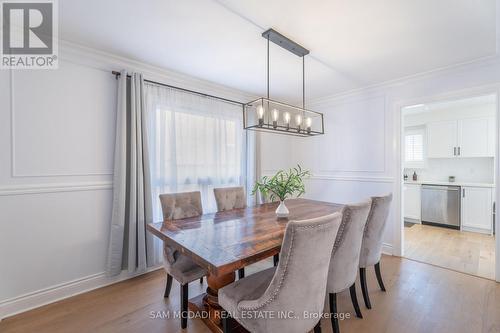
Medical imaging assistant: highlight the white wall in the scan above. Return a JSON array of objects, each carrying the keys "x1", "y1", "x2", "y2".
[
  {"x1": 0, "y1": 42, "x2": 265, "y2": 318},
  {"x1": 282, "y1": 56, "x2": 500, "y2": 270}
]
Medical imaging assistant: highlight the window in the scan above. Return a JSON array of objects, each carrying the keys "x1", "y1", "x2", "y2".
[
  {"x1": 404, "y1": 127, "x2": 426, "y2": 168},
  {"x1": 146, "y1": 84, "x2": 246, "y2": 217}
]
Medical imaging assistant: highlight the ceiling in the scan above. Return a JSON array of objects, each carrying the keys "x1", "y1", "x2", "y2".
[{"x1": 60, "y1": 0, "x2": 497, "y2": 102}]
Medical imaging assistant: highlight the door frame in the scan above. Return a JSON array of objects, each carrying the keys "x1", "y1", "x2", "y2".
[{"x1": 391, "y1": 84, "x2": 500, "y2": 282}]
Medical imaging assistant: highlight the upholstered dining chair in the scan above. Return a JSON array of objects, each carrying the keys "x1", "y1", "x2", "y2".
[
  {"x1": 159, "y1": 191, "x2": 208, "y2": 329},
  {"x1": 326, "y1": 200, "x2": 372, "y2": 333},
  {"x1": 214, "y1": 186, "x2": 247, "y2": 212},
  {"x1": 359, "y1": 193, "x2": 393, "y2": 309},
  {"x1": 214, "y1": 186, "x2": 247, "y2": 279},
  {"x1": 219, "y1": 212, "x2": 343, "y2": 333}
]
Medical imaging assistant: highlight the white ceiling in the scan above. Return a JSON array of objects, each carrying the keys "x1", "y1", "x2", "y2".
[{"x1": 60, "y1": 0, "x2": 497, "y2": 102}]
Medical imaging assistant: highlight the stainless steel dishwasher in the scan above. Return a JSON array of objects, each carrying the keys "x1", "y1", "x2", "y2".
[{"x1": 421, "y1": 184, "x2": 461, "y2": 229}]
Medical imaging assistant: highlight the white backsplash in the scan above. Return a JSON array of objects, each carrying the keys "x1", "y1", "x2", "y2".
[{"x1": 405, "y1": 157, "x2": 494, "y2": 184}]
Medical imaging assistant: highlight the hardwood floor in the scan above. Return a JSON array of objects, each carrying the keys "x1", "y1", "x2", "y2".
[
  {"x1": 404, "y1": 223, "x2": 496, "y2": 279},
  {"x1": 1, "y1": 256, "x2": 499, "y2": 333}
]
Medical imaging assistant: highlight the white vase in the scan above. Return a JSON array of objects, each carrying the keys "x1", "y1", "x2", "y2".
[{"x1": 275, "y1": 200, "x2": 289, "y2": 218}]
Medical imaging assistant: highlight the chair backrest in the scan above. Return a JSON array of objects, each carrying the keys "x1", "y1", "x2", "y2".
[
  {"x1": 326, "y1": 200, "x2": 372, "y2": 293},
  {"x1": 159, "y1": 191, "x2": 203, "y2": 220},
  {"x1": 237, "y1": 212, "x2": 342, "y2": 333},
  {"x1": 213, "y1": 186, "x2": 246, "y2": 212},
  {"x1": 359, "y1": 193, "x2": 393, "y2": 268},
  {"x1": 159, "y1": 191, "x2": 203, "y2": 267}
]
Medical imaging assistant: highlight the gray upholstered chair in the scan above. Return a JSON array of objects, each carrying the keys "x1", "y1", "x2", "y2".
[
  {"x1": 326, "y1": 200, "x2": 372, "y2": 333},
  {"x1": 219, "y1": 212, "x2": 343, "y2": 333},
  {"x1": 214, "y1": 186, "x2": 247, "y2": 212},
  {"x1": 359, "y1": 193, "x2": 393, "y2": 309},
  {"x1": 214, "y1": 186, "x2": 248, "y2": 279},
  {"x1": 159, "y1": 191, "x2": 208, "y2": 329}
]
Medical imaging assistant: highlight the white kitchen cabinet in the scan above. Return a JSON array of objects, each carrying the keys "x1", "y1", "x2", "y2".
[
  {"x1": 427, "y1": 117, "x2": 495, "y2": 158},
  {"x1": 458, "y1": 118, "x2": 491, "y2": 157},
  {"x1": 461, "y1": 186, "x2": 493, "y2": 234},
  {"x1": 427, "y1": 120, "x2": 457, "y2": 158},
  {"x1": 404, "y1": 184, "x2": 421, "y2": 221}
]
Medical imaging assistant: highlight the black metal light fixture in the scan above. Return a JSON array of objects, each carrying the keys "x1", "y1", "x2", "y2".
[{"x1": 243, "y1": 29, "x2": 324, "y2": 137}]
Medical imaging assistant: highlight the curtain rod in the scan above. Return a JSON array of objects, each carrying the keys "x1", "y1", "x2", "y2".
[{"x1": 111, "y1": 71, "x2": 245, "y2": 106}]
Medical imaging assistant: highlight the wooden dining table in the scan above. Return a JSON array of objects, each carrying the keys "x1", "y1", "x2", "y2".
[{"x1": 147, "y1": 198, "x2": 343, "y2": 333}]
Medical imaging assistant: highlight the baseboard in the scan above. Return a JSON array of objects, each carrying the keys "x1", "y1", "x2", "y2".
[
  {"x1": 0, "y1": 265, "x2": 163, "y2": 320},
  {"x1": 382, "y1": 242, "x2": 394, "y2": 256}
]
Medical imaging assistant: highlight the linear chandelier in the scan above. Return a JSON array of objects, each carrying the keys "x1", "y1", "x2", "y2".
[{"x1": 244, "y1": 29, "x2": 324, "y2": 137}]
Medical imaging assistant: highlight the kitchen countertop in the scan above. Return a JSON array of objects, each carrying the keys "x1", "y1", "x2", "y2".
[{"x1": 404, "y1": 180, "x2": 495, "y2": 188}]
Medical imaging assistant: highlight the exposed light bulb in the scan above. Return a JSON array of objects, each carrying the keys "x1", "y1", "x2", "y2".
[
  {"x1": 305, "y1": 117, "x2": 312, "y2": 127},
  {"x1": 295, "y1": 114, "x2": 302, "y2": 125},
  {"x1": 257, "y1": 105, "x2": 265, "y2": 119},
  {"x1": 257, "y1": 105, "x2": 265, "y2": 126},
  {"x1": 295, "y1": 114, "x2": 302, "y2": 133},
  {"x1": 306, "y1": 117, "x2": 312, "y2": 134},
  {"x1": 283, "y1": 112, "x2": 290, "y2": 123},
  {"x1": 272, "y1": 109, "x2": 279, "y2": 129},
  {"x1": 283, "y1": 112, "x2": 290, "y2": 130},
  {"x1": 272, "y1": 109, "x2": 279, "y2": 121}
]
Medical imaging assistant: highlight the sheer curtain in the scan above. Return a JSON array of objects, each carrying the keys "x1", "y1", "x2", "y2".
[{"x1": 145, "y1": 83, "x2": 247, "y2": 222}]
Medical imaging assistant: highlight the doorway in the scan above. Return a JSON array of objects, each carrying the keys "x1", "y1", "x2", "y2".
[{"x1": 399, "y1": 93, "x2": 498, "y2": 280}]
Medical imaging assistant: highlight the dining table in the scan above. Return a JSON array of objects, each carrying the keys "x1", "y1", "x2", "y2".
[{"x1": 147, "y1": 198, "x2": 344, "y2": 333}]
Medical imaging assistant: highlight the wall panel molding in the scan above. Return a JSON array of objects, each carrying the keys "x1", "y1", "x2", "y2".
[
  {"x1": 261, "y1": 172, "x2": 394, "y2": 184},
  {"x1": 0, "y1": 181, "x2": 113, "y2": 196},
  {"x1": 9, "y1": 68, "x2": 115, "y2": 178}
]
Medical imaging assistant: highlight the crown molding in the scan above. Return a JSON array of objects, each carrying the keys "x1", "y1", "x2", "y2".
[
  {"x1": 58, "y1": 40, "x2": 258, "y2": 104},
  {"x1": 309, "y1": 55, "x2": 500, "y2": 108}
]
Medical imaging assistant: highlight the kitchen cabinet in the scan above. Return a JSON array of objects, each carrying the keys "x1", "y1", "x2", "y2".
[
  {"x1": 458, "y1": 118, "x2": 491, "y2": 157},
  {"x1": 404, "y1": 184, "x2": 421, "y2": 221},
  {"x1": 461, "y1": 186, "x2": 493, "y2": 234},
  {"x1": 427, "y1": 117, "x2": 494, "y2": 158},
  {"x1": 427, "y1": 120, "x2": 457, "y2": 158}
]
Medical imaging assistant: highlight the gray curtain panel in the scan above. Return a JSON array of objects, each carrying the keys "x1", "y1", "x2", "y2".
[{"x1": 106, "y1": 70, "x2": 156, "y2": 276}]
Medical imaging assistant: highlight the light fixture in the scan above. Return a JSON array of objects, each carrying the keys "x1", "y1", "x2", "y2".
[{"x1": 243, "y1": 29, "x2": 324, "y2": 137}]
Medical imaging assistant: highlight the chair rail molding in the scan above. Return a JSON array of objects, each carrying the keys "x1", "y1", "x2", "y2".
[
  {"x1": 0, "y1": 181, "x2": 113, "y2": 196},
  {"x1": 309, "y1": 175, "x2": 394, "y2": 183}
]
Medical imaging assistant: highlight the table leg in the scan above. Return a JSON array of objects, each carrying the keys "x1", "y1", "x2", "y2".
[{"x1": 189, "y1": 271, "x2": 245, "y2": 333}]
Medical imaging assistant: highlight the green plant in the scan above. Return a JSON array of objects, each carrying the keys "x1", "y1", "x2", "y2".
[{"x1": 252, "y1": 165, "x2": 311, "y2": 202}]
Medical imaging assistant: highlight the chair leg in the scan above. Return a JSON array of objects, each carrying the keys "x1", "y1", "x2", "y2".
[
  {"x1": 359, "y1": 268, "x2": 372, "y2": 309},
  {"x1": 222, "y1": 311, "x2": 232, "y2": 333},
  {"x1": 164, "y1": 274, "x2": 173, "y2": 298},
  {"x1": 180, "y1": 283, "x2": 188, "y2": 329},
  {"x1": 238, "y1": 268, "x2": 245, "y2": 279},
  {"x1": 313, "y1": 319, "x2": 322, "y2": 333},
  {"x1": 349, "y1": 283, "x2": 363, "y2": 318},
  {"x1": 273, "y1": 254, "x2": 279, "y2": 267},
  {"x1": 200, "y1": 277, "x2": 203, "y2": 283},
  {"x1": 329, "y1": 293, "x2": 340, "y2": 333},
  {"x1": 374, "y1": 261, "x2": 386, "y2": 292}
]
